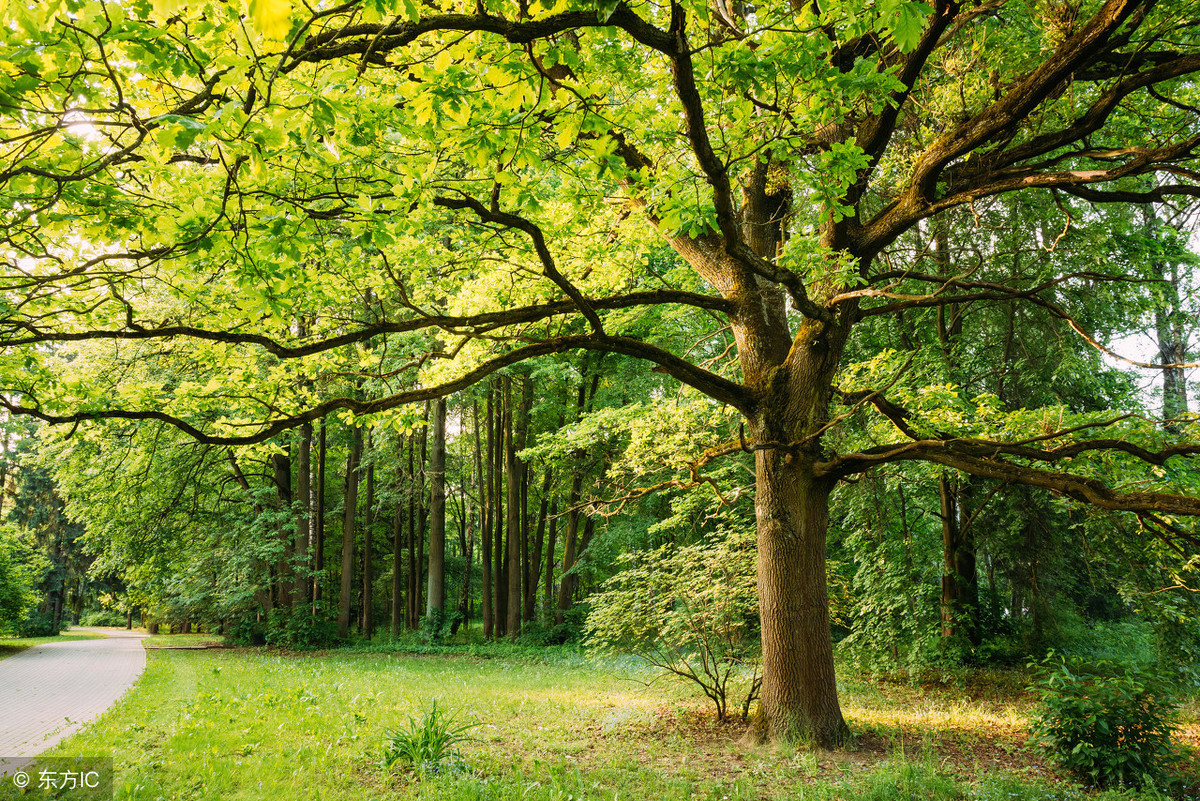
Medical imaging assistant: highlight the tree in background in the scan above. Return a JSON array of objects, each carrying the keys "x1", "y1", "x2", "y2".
[
  {"x1": 0, "y1": 524, "x2": 41, "y2": 634},
  {"x1": 5, "y1": 425, "x2": 91, "y2": 634}
]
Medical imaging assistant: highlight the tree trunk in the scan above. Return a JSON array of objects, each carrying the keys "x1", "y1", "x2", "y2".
[
  {"x1": 406, "y1": 432, "x2": 418, "y2": 629},
  {"x1": 453, "y1": 522, "x2": 473, "y2": 636},
  {"x1": 480, "y1": 391, "x2": 494, "y2": 638},
  {"x1": 515, "y1": 376, "x2": 532, "y2": 624},
  {"x1": 933, "y1": 216, "x2": 978, "y2": 645},
  {"x1": 427, "y1": 397, "x2": 447, "y2": 623},
  {"x1": 752, "y1": 445, "x2": 849, "y2": 748},
  {"x1": 554, "y1": 362, "x2": 600, "y2": 624},
  {"x1": 938, "y1": 473, "x2": 979, "y2": 642},
  {"x1": 361, "y1": 439, "x2": 375, "y2": 639},
  {"x1": 313, "y1": 420, "x2": 327, "y2": 606},
  {"x1": 504, "y1": 376, "x2": 522, "y2": 639},
  {"x1": 711, "y1": 169, "x2": 850, "y2": 745},
  {"x1": 0, "y1": 428, "x2": 9, "y2": 519},
  {"x1": 526, "y1": 466, "x2": 551, "y2": 622},
  {"x1": 1143, "y1": 207, "x2": 1189, "y2": 425},
  {"x1": 416, "y1": 403, "x2": 428, "y2": 623},
  {"x1": 296, "y1": 422, "x2": 312, "y2": 607},
  {"x1": 543, "y1": 496, "x2": 558, "y2": 616},
  {"x1": 391, "y1": 491, "x2": 404, "y2": 635},
  {"x1": 337, "y1": 427, "x2": 363, "y2": 638},
  {"x1": 271, "y1": 449, "x2": 294, "y2": 612},
  {"x1": 493, "y1": 382, "x2": 507, "y2": 637}
]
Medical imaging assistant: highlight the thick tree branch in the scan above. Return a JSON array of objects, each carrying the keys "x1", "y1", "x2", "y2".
[
  {"x1": 817, "y1": 442, "x2": 1200, "y2": 517},
  {"x1": 854, "y1": 0, "x2": 1200, "y2": 257},
  {"x1": 1, "y1": 333, "x2": 753, "y2": 445},
  {"x1": 432, "y1": 195, "x2": 605, "y2": 334},
  {"x1": 0, "y1": 290, "x2": 732, "y2": 356}
]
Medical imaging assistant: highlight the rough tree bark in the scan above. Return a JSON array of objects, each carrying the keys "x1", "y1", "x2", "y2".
[
  {"x1": 272, "y1": 448, "x2": 294, "y2": 611},
  {"x1": 337, "y1": 427, "x2": 362, "y2": 638},
  {"x1": 391, "y1": 456, "x2": 404, "y2": 635},
  {"x1": 481, "y1": 388, "x2": 494, "y2": 638},
  {"x1": 296, "y1": 422, "x2": 312, "y2": 608},
  {"x1": 526, "y1": 466, "x2": 551, "y2": 622},
  {"x1": 744, "y1": 334, "x2": 852, "y2": 747},
  {"x1": 494, "y1": 380, "x2": 507, "y2": 637},
  {"x1": 1143, "y1": 206, "x2": 1190, "y2": 425},
  {"x1": 426, "y1": 397, "x2": 447, "y2": 623},
  {"x1": 313, "y1": 420, "x2": 326, "y2": 606},
  {"x1": 362, "y1": 438, "x2": 375, "y2": 638},
  {"x1": 406, "y1": 431, "x2": 418, "y2": 629},
  {"x1": 504, "y1": 375, "x2": 522, "y2": 639}
]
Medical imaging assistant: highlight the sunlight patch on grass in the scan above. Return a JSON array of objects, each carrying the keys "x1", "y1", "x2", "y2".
[{"x1": 842, "y1": 679, "x2": 1031, "y2": 745}]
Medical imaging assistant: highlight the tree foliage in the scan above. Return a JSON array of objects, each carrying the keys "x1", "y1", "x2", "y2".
[{"x1": 0, "y1": 524, "x2": 41, "y2": 634}]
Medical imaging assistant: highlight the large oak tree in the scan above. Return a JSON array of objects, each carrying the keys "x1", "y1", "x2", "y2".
[{"x1": 3, "y1": 0, "x2": 1200, "y2": 745}]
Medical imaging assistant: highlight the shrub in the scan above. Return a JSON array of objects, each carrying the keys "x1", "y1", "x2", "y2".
[
  {"x1": 381, "y1": 701, "x2": 476, "y2": 777},
  {"x1": 264, "y1": 607, "x2": 338, "y2": 648},
  {"x1": 0, "y1": 527, "x2": 41, "y2": 635},
  {"x1": 516, "y1": 619, "x2": 581, "y2": 646},
  {"x1": 1054, "y1": 617, "x2": 1156, "y2": 667},
  {"x1": 80, "y1": 609, "x2": 127, "y2": 627},
  {"x1": 586, "y1": 527, "x2": 761, "y2": 722},
  {"x1": 224, "y1": 616, "x2": 266, "y2": 646},
  {"x1": 17, "y1": 609, "x2": 65, "y2": 637},
  {"x1": 423, "y1": 608, "x2": 449, "y2": 645},
  {"x1": 1029, "y1": 656, "x2": 1180, "y2": 789}
]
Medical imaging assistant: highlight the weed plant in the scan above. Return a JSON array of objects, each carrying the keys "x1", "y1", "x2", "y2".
[{"x1": 381, "y1": 701, "x2": 476, "y2": 777}]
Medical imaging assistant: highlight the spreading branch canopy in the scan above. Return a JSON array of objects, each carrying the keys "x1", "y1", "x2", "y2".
[{"x1": 2, "y1": 0, "x2": 1200, "y2": 517}]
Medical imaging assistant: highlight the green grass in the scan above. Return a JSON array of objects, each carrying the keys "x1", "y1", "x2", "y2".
[
  {"x1": 140, "y1": 632, "x2": 225, "y2": 648},
  {"x1": 25, "y1": 645, "x2": 1199, "y2": 801},
  {"x1": 0, "y1": 630, "x2": 106, "y2": 661}
]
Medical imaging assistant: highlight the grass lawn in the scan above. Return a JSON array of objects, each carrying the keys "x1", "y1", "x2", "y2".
[
  {"x1": 22, "y1": 643, "x2": 1200, "y2": 801},
  {"x1": 0, "y1": 630, "x2": 107, "y2": 661},
  {"x1": 140, "y1": 632, "x2": 228, "y2": 649}
]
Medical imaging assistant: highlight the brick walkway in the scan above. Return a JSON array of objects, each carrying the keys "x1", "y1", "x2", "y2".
[{"x1": 0, "y1": 629, "x2": 147, "y2": 773}]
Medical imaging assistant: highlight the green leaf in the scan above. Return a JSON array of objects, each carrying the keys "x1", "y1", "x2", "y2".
[{"x1": 892, "y1": 2, "x2": 931, "y2": 53}]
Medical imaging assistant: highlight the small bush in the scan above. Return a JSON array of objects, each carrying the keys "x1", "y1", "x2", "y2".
[
  {"x1": 0, "y1": 527, "x2": 40, "y2": 635},
  {"x1": 381, "y1": 701, "x2": 476, "y2": 777},
  {"x1": 1029, "y1": 656, "x2": 1180, "y2": 789},
  {"x1": 17, "y1": 610, "x2": 64, "y2": 637},
  {"x1": 80, "y1": 609, "x2": 127, "y2": 627},
  {"x1": 516, "y1": 619, "x2": 580, "y2": 646},
  {"x1": 224, "y1": 616, "x2": 266, "y2": 646},
  {"x1": 1055, "y1": 618, "x2": 1156, "y2": 667},
  {"x1": 264, "y1": 607, "x2": 339, "y2": 648},
  {"x1": 586, "y1": 527, "x2": 761, "y2": 722},
  {"x1": 423, "y1": 608, "x2": 450, "y2": 645}
]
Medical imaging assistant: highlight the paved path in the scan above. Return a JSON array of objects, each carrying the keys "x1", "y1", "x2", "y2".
[{"x1": 0, "y1": 628, "x2": 148, "y2": 770}]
